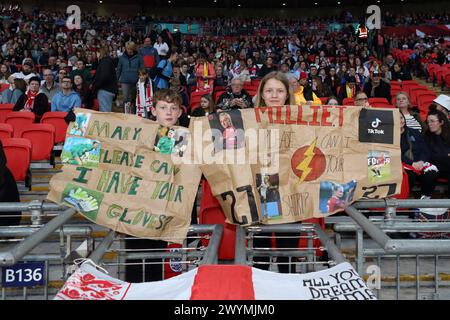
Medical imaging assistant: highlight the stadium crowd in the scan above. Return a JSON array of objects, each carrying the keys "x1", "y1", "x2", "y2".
[{"x1": 0, "y1": 4, "x2": 449, "y2": 262}]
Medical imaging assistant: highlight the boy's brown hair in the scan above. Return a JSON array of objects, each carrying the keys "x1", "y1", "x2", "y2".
[
  {"x1": 153, "y1": 89, "x2": 182, "y2": 108},
  {"x1": 138, "y1": 68, "x2": 148, "y2": 76}
]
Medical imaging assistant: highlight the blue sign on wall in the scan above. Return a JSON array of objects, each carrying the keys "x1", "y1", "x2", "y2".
[{"x1": 1, "y1": 262, "x2": 46, "y2": 288}]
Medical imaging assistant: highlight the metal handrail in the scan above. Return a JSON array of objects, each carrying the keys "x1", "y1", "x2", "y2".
[
  {"x1": 234, "y1": 223, "x2": 348, "y2": 267},
  {"x1": 87, "y1": 224, "x2": 223, "y2": 266},
  {"x1": 0, "y1": 201, "x2": 67, "y2": 212},
  {"x1": 342, "y1": 204, "x2": 450, "y2": 255},
  {"x1": 0, "y1": 208, "x2": 77, "y2": 266}
]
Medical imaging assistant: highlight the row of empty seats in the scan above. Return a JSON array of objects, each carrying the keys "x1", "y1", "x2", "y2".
[
  {"x1": 389, "y1": 79, "x2": 437, "y2": 120},
  {"x1": 0, "y1": 107, "x2": 68, "y2": 187}
]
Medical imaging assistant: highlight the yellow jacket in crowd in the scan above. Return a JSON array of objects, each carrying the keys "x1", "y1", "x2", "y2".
[{"x1": 294, "y1": 86, "x2": 322, "y2": 105}]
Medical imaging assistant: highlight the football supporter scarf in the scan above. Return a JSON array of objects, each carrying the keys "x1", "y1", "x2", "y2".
[
  {"x1": 203, "y1": 63, "x2": 210, "y2": 89},
  {"x1": 136, "y1": 78, "x2": 153, "y2": 117},
  {"x1": 345, "y1": 84, "x2": 355, "y2": 99},
  {"x1": 55, "y1": 261, "x2": 376, "y2": 300},
  {"x1": 24, "y1": 90, "x2": 38, "y2": 111}
]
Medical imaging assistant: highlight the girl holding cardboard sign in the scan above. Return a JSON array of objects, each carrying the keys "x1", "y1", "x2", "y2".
[{"x1": 253, "y1": 71, "x2": 299, "y2": 273}]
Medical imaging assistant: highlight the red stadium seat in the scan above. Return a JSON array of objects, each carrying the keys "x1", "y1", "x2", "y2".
[
  {"x1": 394, "y1": 166, "x2": 410, "y2": 199},
  {"x1": 445, "y1": 73, "x2": 450, "y2": 90},
  {"x1": 343, "y1": 98, "x2": 355, "y2": 105},
  {"x1": 417, "y1": 92, "x2": 437, "y2": 110},
  {"x1": 390, "y1": 81, "x2": 402, "y2": 89},
  {"x1": 0, "y1": 123, "x2": 13, "y2": 139},
  {"x1": 409, "y1": 87, "x2": 431, "y2": 105},
  {"x1": 401, "y1": 82, "x2": 420, "y2": 96},
  {"x1": 371, "y1": 103, "x2": 394, "y2": 108},
  {"x1": 93, "y1": 99, "x2": 99, "y2": 111},
  {"x1": 199, "y1": 180, "x2": 236, "y2": 260},
  {"x1": 246, "y1": 89, "x2": 257, "y2": 97},
  {"x1": 5, "y1": 112, "x2": 36, "y2": 137},
  {"x1": 243, "y1": 83, "x2": 259, "y2": 92},
  {"x1": 368, "y1": 98, "x2": 389, "y2": 105},
  {"x1": 190, "y1": 91, "x2": 204, "y2": 109},
  {"x1": 434, "y1": 68, "x2": 444, "y2": 87},
  {"x1": 0, "y1": 83, "x2": 9, "y2": 93},
  {"x1": 41, "y1": 112, "x2": 68, "y2": 144},
  {"x1": 0, "y1": 103, "x2": 14, "y2": 122},
  {"x1": 213, "y1": 86, "x2": 226, "y2": 93},
  {"x1": 214, "y1": 90, "x2": 226, "y2": 104},
  {"x1": 1, "y1": 138, "x2": 32, "y2": 184},
  {"x1": 19, "y1": 124, "x2": 55, "y2": 162},
  {"x1": 427, "y1": 63, "x2": 440, "y2": 81},
  {"x1": 251, "y1": 78, "x2": 262, "y2": 88},
  {"x1": 298, "y1": 218, "x2": 325, "y2": 257}
]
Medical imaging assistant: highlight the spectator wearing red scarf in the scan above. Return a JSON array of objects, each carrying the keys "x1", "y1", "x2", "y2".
[{"x1": 13, "y1": 76, "x2": 49, "y2": 121}]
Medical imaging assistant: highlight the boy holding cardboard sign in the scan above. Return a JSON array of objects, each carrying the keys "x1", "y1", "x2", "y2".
[{"x1": 125, "y1": 88, "x2": 187, "y2": 282}]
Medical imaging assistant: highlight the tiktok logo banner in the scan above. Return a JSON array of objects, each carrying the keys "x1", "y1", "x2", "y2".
[{"x1": 358, "y1": 109, "x2": 394, "y2": 144}]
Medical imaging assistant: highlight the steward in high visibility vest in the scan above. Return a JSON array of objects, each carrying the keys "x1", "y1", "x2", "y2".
[{"x1": 358, "y1": 26, "x2": 368, "y2": 39}]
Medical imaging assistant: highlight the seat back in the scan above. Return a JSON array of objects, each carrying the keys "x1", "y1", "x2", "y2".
[
  {"x1": 93, "y1": 99, "x2": 99, "y2": 111},
  {"x1": 0, "y1": 123, "x2": 13, "y2": 139},
  {"x1": 1, "y1": 138, "x2": 32, "y2": 182},
  {"x1": 409, "y1": 88, "x2": 432, "y2": 105},
  {"x1": 214, "y1": 90, "x2": 226, "y2": 104},
  {"x1": 199, "y1": 180, "x2": 236, "y2": 260},
  {"x1": 0, "y1": 103, "x2": 14, "y2": 123},
  {"x1": 0, "y1": 83, "x2": 9, "y2": 93},
  {"x1": 368, "y1": 97, "x2": 389, "y2": 104},
  {"x1": 343, "y1": 98, "x2": 355, "y2": 106},
  {"x1": 5, "y1": 112, "x2": 36, "y2": 137},
  {"x1": 371, "y1": 102, "x2": 394, "y2": 108},
  {"x1": 41, "y1": 112, "x2": 68, "y2": 144},
  {"x1": 19, "y1": 124, "x2": 55, "y2": 161},
  {"x1": 320, "y1": 97, "x2": 329, "y2": 105},
  {"x1": 417, "y1": 93, "x2": 437, "y2": 110}
]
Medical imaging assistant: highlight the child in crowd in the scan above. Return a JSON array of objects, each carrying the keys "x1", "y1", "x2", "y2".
[
  {"x1": 126, "y1": 88, "x2": 196, "y2": 283},
  {"x1": 134, "y1": 68, "x2": 153, "y2": 118}
]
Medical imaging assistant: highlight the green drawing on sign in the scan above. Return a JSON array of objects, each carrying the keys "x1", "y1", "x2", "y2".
[{"x1": 61, "y1": 183, "x2": 104, "y2": 221}]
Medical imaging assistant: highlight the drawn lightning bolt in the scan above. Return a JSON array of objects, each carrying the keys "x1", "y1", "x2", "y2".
[{"x1": 296, "y1": 138, "x2": 318, "y2": 185}]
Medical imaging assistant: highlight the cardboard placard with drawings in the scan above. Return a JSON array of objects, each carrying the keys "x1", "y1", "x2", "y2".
[
  {"x1": 192, "y1": 105, "x2": 402, "y2": 226},
  {"x1": 47, "y1": 109, "x2": 201, "y2": 244}
]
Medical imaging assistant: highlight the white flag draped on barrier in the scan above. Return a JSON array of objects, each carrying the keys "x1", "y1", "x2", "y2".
[{"x1": 55, "y1": 261, "x2": 376, "y2": 300}]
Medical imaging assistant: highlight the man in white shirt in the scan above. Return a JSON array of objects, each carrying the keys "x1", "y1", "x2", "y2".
[{"x1": 11, "y1": 61, "x2": 38, "y2": 83}]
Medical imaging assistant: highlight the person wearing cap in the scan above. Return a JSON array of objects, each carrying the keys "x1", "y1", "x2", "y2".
[
  {"x1": 338, "y1": 75, "x2": 358, "y2": 104},
  {"x1": 430, "y1": 94, "x2": 450, "y2": 119},
  {"x1": 363, "y1": 70, "x2": 391, "y2": 102},
  {"x1": 295, "y1": 72, "x2": 322, "y2": 105},
  {"x1": 11, "y1": 61, "x2": 38, "y2": 83}
]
